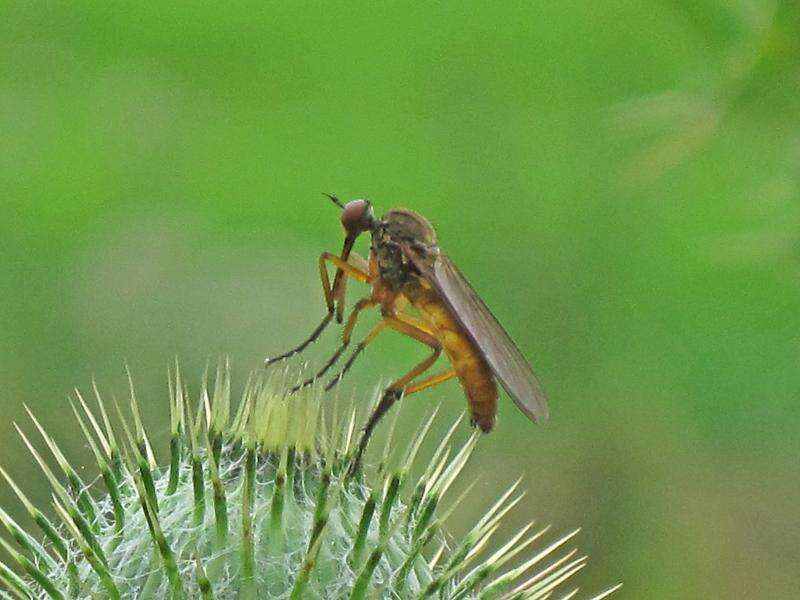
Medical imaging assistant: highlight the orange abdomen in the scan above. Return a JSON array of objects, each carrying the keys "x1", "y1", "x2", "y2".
[{"x1": 412, "y1": 290, "x2": 498, "y2": 432}]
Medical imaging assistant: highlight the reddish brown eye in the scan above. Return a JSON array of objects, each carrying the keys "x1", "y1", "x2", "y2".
[{"x1": 341, "y1": 200, "x2": 371, "y2": 234}]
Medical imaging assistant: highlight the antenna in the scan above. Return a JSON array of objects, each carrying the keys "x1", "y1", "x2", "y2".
[{"x1": 323, "y1": 192, "x2": 345, "y2": 209}]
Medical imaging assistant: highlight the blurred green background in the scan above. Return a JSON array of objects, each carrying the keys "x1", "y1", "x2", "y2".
[{"x1": 1, "y1": 1, "x2": 799, "y2": 597}]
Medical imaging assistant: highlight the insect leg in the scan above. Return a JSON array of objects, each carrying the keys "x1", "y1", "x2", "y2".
[
  {"x1": 350, "y1": 318, "x2": 442, "y2": 470},
  {"x1": 322, "y1": 310, "x2": 435, "y2": 392},
  {"x1": 324, "y1": 320, "x2": 388, "y2": 391},
  {"x1": 263, "y1": 253, "x2": 371, "y2": 366},
  {"x1": 332, "y1": 251, "x2": 370, "y2": 323},
  {"x1": 392, "y1": 312, "x2": 435, "y2": 336},
  {"x1": 290, "y1": 297, "x2": 376, "y2": 393},
  {"x1": 327, "y1": 250, "x2": 368, "y2": 323},
  {"x1": 402, "y1": 369, "x2": 457, "y2": 395},
  {"x1": 345, "y1": 251, "x2": 370, "y2": 273}
]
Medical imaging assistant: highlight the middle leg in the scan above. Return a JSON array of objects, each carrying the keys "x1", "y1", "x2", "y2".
[{"x1": 289, "y1": 296, "x2": 376, "y2": 393}]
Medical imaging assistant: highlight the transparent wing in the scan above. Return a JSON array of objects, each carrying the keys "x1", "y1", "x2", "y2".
[{"x1": 410, "y1": 248, "x2": 549, "y2": 423}]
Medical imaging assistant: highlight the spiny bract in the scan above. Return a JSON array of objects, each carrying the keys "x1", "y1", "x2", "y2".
[{"x1": 0, "y1": 363, "x2": 620, "y2": 599}]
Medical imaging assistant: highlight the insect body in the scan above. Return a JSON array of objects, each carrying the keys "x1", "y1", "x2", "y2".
[
  {"x1": 369, "y1": 209, "x2": 501, "y2": 432},
  {"x1": 407, "y1": 279, "x2": 499, "y2": 432},
  {"x1": 265, "y1": 196, "x2": 549, "y2": 465}
]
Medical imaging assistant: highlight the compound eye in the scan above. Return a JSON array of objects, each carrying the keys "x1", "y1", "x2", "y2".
[{"x1": 341, "y1": 200, "x2": 371, "y2": 234}]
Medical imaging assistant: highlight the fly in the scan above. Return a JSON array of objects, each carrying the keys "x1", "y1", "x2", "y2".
[{"x1": 265, "y1": 195, "x2": 549, "y2": 466}]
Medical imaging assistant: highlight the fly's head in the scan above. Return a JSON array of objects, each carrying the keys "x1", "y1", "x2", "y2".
[
  {"x1": 326, "y1": 194, "x2": 376, "y2": 263},
  {"x1": 339, "y1": 199, "x2": 375, "y2": 238}
]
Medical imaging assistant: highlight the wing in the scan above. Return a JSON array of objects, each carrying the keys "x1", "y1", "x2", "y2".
[{"x1": 406, "y1": 247, "x2": 549, "y2": 423}]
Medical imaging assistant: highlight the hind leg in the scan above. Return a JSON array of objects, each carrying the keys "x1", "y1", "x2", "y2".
[{"x1": 349, "y1": 317, "x2": 445, "y2": 470}]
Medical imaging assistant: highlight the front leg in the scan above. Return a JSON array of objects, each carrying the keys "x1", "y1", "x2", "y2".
[
  {"x1": 331, "y1": 252, "x2": 371, "y2": 323},
  {"x1": 263, "y1": 252, "x2": 371, "y2": 366},
  {"x1": 289, "y1": 296, "x2": 376, "y2": 393}
]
